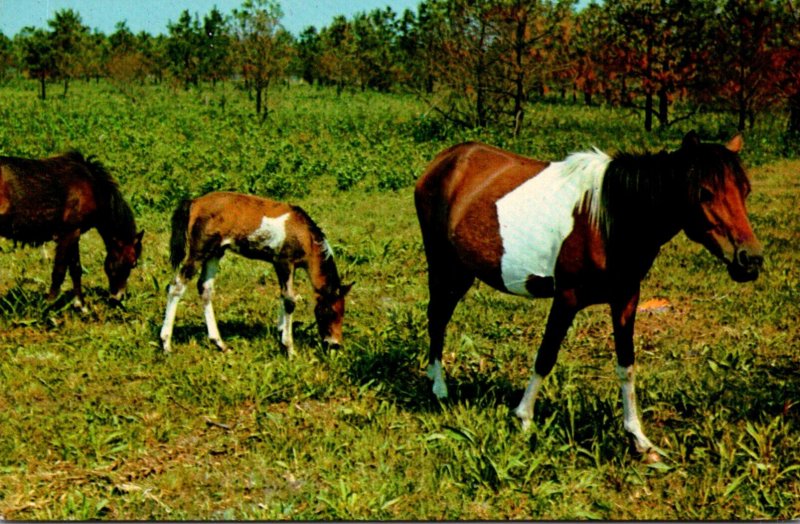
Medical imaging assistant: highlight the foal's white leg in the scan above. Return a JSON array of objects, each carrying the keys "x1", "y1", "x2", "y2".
[
  {"x1": 277, "y1": 266, "x2": 296, "y2": 357},
  {"x1": 160, "y1": 275, "x2": 187, "y2": 353},
  {"x1": 514, "y1": 367, "x2": 545, "y2": 432},
  {"x1": 617, "y1": 364, "x2": 659, "y2": 462},
  {"x1": 200, "y1": 258, "x2": 227, "y2": 351},
  {"x1": 426, "y1": 359, "x2": 448, "y2": 399}
]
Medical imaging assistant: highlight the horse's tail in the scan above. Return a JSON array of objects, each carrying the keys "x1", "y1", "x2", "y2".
[{"x1": 169, "y1": 198, "x2": 192, "y2": 269}]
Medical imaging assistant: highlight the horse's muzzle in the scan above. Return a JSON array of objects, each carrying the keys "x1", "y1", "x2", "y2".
[{"x1": 727, "y1": 248, "x2": 763, "y2": 282}]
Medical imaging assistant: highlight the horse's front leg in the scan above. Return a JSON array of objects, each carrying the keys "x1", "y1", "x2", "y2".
[
  {"x1": 611, "y1": 287, "x2": 660, "y2": 463},
  {"x1": 274, "y1": 262, "x2": 296, "y2": 358},
  {"x1": 48, "y1": 230, "x2": 83, "y2": 309},
  {"x1": 514, "y1": 294, "x2": 578, "y2": 431},
  {"x1": 199, "y1": 257, "x2": 227, "y2": 352}
]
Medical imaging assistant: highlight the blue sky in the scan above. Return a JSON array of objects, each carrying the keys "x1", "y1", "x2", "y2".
[{"x1": 0, "y1": 0, "x2": 422, "y2": 37}]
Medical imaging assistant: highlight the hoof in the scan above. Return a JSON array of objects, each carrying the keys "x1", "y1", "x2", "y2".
[
  {"x1": 514, "y1": 409, "x2": 532, "y2": 432},
  {"x1": 643, "y1": 449, "x2": 661, "y2": 464},
  {"x1": 432, "y1": 380, "x2": 448, "y2": 400},
  {"x1": 210, "y1": 338, "x2": 228, "y2": 352}
]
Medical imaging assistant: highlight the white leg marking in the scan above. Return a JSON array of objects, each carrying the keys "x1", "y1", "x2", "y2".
[
  {"x1": 427, "y1": 359, "x2": 448, "y2": 399},
  {"x1": 616, "y1": 364, "x2": 658, "y2": 459},
  {"x1": 278, "y1": 267, "x2": 295, "y2": 357},
  {"x1": 201, "y1": 259, "x2": 226, "y2": 351},
  {"x1": 160, "y1": 275, "x2": 187, "y2": 353},
  {"x1": 280, "y1": 303, "x2": 294, "y2": 356},
  {"x1": 71, "y1": 295, "x2": 88, "y2": 314},
  {"x1": 514, "y1": 372, "x2": 544, "y2": 432}
]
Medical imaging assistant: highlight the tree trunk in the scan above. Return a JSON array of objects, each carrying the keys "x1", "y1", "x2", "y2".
[
  {"x1": 788, "y1": 92, "x2": 800, "y2": 134},
  {"x1": 657, "y1": 87, "x2": 668, "y2": 127},
  {"x1": 255, "y1": 84, "x2": 262, "y2": 115},
  {"x1": 39, "y1": 75, "x2": 46, "y2": 100},
  {"x1": 644, "y1": 92, "x2": 653, "y2": 132},
  {"x1": 63, "y1": 77, "x2": 69, "y2": 97},
  {"x1": 737, "y1": 95, "x2": 747, "y2": 131}
]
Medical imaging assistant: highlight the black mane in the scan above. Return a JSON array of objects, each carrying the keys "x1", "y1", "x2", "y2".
[{"x1": 599, "y1": 141, "x2": 749, "y2": 271}]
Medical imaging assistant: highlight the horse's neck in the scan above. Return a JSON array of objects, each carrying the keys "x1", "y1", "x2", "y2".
[
  {"x1": 308, "y1": 249, "x2": 340, "y2": 296},
  {"x1": 96, "y1": 209, "x2": 133, "y2": 247},
  {"x1": 602, "y1": 153, "x2": 687, "y2": 276}
]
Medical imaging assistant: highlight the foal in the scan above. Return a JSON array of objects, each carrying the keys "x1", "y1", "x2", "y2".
[
  {"x1": 415, "y1": 132, "x2": 762, "y2": 461},
  {"x1": 160, "y1": 191, "x2": 351, "y2": 355}
]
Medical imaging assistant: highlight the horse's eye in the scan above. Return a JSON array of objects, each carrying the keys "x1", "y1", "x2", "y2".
[{"x1": 699, "y1": 187, "x2": 714, "y2": 203}]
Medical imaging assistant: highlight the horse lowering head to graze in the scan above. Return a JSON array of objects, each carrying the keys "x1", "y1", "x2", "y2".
[
  {"x1": 414, "y1": 131, "x2": 762, "y2": 462},
  {"x1": 160, "y1": 191, "x2": 352, "y2": 356},
  {"x1": 0, "y1": 151, "x2": 143, "y2": 310}
]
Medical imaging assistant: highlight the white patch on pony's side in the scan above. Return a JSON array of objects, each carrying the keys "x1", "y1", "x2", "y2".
[
  {"x1": 247, "y1": 213, "x2": 291, "y2": 252},
  {"x1": 496, "y1": 149, "x2": 610, "y2": 296}
]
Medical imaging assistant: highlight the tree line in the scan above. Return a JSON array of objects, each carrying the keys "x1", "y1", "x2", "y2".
[{"x1": 1, "y1": 0, "x2": 798, "y2": 135}]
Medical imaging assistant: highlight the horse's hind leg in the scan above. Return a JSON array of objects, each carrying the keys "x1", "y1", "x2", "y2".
[
  {"x1": 199, "y1": 257, "x2": 227, "y2": 352},
  {"x1": 160, "y1": 262, "x2": 196, "y2": 353},
  {"x1": 274, "y1": 261, "x2": 296, "y2": 357},
  {"x1": 424, "y1": 252, "x2": 474, "y2": 399},
  {"x1": 514, "y1": 294, "x2": 577, "y2": 431}
]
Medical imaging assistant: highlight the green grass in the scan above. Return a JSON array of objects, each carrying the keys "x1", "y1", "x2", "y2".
[{"x1": 0, "y1": 79, "x2": 798, "y2": 519}]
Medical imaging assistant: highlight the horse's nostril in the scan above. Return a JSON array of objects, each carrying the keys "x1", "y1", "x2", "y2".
[
  {"x1": 737, "y1": 250, "x2": 750, "y2": 266},
  {"x1": 736, "y1": 249, "x2": 763, "y2": 270}
]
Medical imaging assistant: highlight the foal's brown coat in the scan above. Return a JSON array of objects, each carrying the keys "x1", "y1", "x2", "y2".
[{"x1": 160, "y1": 191, "x2": 350, "y2": 355}]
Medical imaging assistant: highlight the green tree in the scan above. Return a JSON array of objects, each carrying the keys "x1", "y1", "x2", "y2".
[
  {"x1": 294, "y1": 26, "x2": 322, "y2": 85},
  {"x1": 0, "y1": 32, "x2": 14, "y2": 81},
  {"x1": 233, "y1": 0, "x2": 293, "y2": 117},
  {"x1": 201, "y1": 7, "x2": 232, "y2": 85},
  {"x1": 48, "y1": 8, "x2": 88, "y2": 96},
  {"x1": 167, "y1": 10, "x2": 202, "y2": 88},
  {"x1": 350, "y1": 8, "x2": 400, "y2": 92},
  {"x1": 17, "y1": 27, "x2": 56, "y2": 99}
]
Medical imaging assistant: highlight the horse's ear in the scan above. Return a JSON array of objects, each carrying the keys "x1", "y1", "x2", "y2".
[
  {"x1": 340, "y1": 282, "x2": 354, "y2": 296},
  {"x1": 682, "y1": 130, "x2": 701, "y2": 149},
  {"x1": 725, "y1": 134, "x2": 744, "y2": 154}
]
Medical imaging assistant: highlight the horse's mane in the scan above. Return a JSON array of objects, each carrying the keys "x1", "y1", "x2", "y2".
[
  {"x1": 598, "y1": 143, "x2": 749, "y2": 265},
  {"x1": 62, "y1": 151, "x2": 137, "y2": 241},
  {"x1": 290, "y1": 204, "x2": 341, "y2": 289},
  {"x1": 290, "y1": 205, "x2": 328, "y2": 248}
]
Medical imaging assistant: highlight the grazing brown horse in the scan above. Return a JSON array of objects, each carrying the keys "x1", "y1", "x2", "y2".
[
  {"x1": 415, "y1": 132, "x2": 762, "y2": 461},
  {"x1": 0, "y1": 151, "x2": 143, "y2": 309},
  {"x1": 160, "y1": 191, "x2": 352, "y2": 356}
]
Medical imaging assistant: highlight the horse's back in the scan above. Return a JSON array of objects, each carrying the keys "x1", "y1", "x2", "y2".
[
  {"x1": 415, "y1": 142, "x2": 549, "y2": 284},
  {"x1": 188, "y1": 191, "x2": 305, "y2": 260},
  {"x1": 0, "y1": 153, "x2": 99, "y2": 242}
]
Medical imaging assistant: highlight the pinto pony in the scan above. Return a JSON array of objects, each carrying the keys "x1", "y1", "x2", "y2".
[
  {"x1": 159, "y1": 191, "x2": 352, "y2": 355},
  {"x1": 414, "y1": 132, "x2": 762, "y2": 461},
  {"x1": 0, "y1": 151, "x2": 143, "y2": 309}
]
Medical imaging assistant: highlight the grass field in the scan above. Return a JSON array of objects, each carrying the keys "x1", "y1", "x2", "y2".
[{"x1": 0, "y1": 79, "x2": 798, "y2": 520}]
